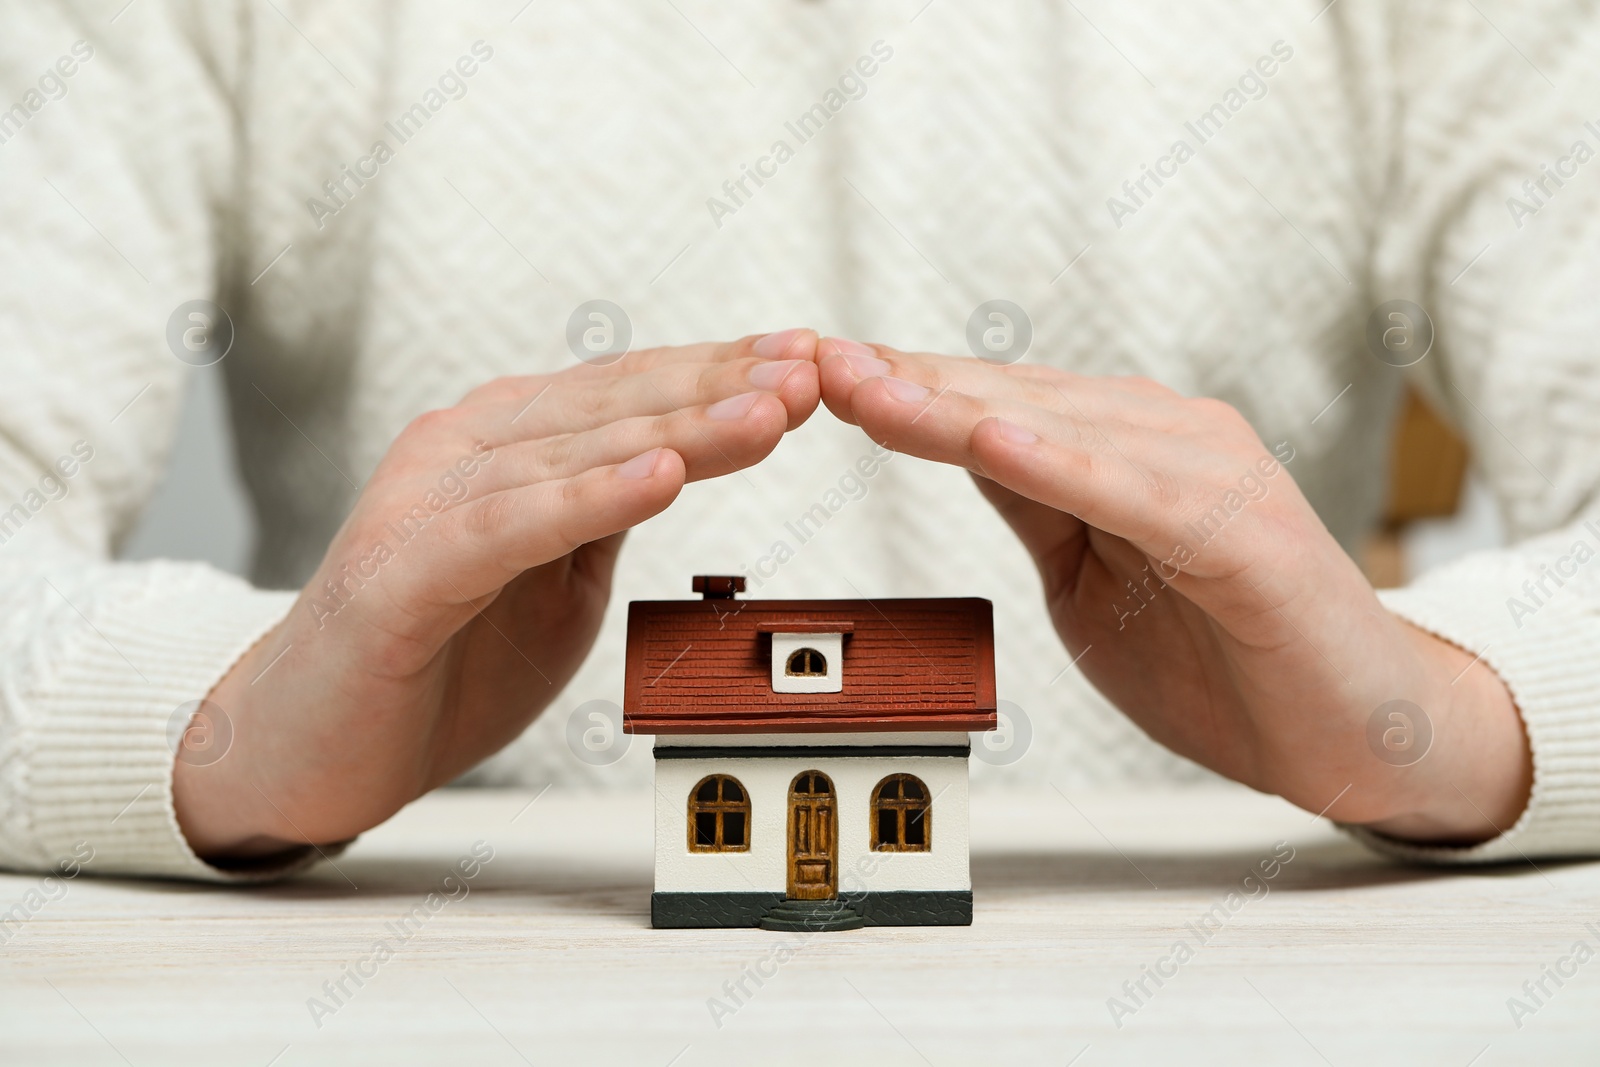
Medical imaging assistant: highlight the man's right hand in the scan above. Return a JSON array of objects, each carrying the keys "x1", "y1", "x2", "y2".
[{"x1": 174, "y1": 329, "x2": 820, "y2": 858}]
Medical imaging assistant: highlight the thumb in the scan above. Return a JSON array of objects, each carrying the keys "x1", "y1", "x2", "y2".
[
  {"x1": 571, "y1": 529, "x2": 628, "y2": 591},
  {"x1": 971, "y1": 472, "x2": 1090, "y2": 588}
]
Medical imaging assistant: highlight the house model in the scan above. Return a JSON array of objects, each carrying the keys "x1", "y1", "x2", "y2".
[{"x1": 623, "y1": 576, "x2": 997, "y2": 931}]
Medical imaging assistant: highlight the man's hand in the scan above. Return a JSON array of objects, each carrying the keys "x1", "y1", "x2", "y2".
[
  {"x1": 818, "y1": 338, "x2": 1532, "y2": 845},
  {"x1": 175, "y1": 330, "x2": 821, "y2": 857}
]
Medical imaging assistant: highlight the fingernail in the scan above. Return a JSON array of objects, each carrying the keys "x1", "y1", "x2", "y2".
[
  {"x1": 995, "y1": 418, "x2": 1037, "y2": 444},
  {"x1": 880, "y1": 377, "x2": 930, "y2": 403},
  {"x1": 822, "y1": 337, "x2": 879, "y2": 360},
  {"x1": 616, "y1": 448, "x2": 663, "y2": 479},
  {"x1": 753, "y1": 328, "x2": 804, "y2": 359},
  {"x1": 707, "y1": 391, "x2": 761, "y2": 420},
  {"x1": 833, "y1": 351, "x2": 893, "y2": 381},
  {"x1": 748, "y1": 359, "x2": 805, "y2": 391}
]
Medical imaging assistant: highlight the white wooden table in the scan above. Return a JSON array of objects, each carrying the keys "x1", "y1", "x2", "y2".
[{"x1": 2, "y1": 786, "x2": 1596, "y2": 1065}]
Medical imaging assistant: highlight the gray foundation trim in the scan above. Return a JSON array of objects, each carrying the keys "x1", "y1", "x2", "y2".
[
  {"x1": 654, "y1": 745, "x2": 971, "y2": 760},
  {"x1": 651, "y1": 890, "x2": 973, "y2": 928},
  {"x1": 853, "y1": 890, "x2": 972, "y2": 927},
  {"x1": 652, "y1": 892, "x2": 783, "y2": 928}
]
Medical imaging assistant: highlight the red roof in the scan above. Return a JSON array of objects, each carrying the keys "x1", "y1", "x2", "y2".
[{"x1": 622, "y1": 595, "x2": 996, "y2": 734}]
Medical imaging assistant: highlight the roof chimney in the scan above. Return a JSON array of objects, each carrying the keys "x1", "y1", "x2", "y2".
[{"x1": 693, "y1": 575, "x2": 745, "y2": 600}]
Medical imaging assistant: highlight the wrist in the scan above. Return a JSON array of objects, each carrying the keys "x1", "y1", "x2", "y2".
[
  {"x1": 172, "y1": 624, "x2": 306, "y2": 859},
  {"x1": 1357, "y1": 620, "x2": 1532, "y2": 845}
]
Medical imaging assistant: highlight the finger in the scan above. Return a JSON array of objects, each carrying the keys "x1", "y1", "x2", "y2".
[
  {"x1": 487, "y1": 341, "x2": 820, "y2": 443},
  {"x1": 966, "y1": 413, "x2": 1178, "y2": 554},
  {"x1": 391, "y1": 447, "x2": 689, "y2": 609},
  {"x1": 371, "y1": 357, "x2": 816, "y2": 524},
  {"x1": 847, "y1": 373, "x2": 1173, "y2": 550},
  {"x1": 467, "y1": 390, "x2": 792, "y2": 494},
  {"x1": 842, "y1": 371, "x2": 1059, "y2": 470},
  {"x1": 818, "y1": 337, "x2": 1041, "y2": 422},
  {"x1": 458, "y1": 328, "x2": 820, "y2": 407},
  {"x1": 817, "y1": 337, "x2": 1186, "y2": 430},
  {"x1": 573, "y1": 327, "x2": 819, "y2": 382},
  {"x1": 813, "y1": 338, "x2": 1050, "y2": 420}
]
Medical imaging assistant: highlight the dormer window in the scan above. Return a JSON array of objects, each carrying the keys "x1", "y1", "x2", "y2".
[
  {"x1": 786, "y1": 648, "x2": 827, "y2": 676},
  {"x1": 769, "y1": 632, "x2": 843, "y2": 693}
]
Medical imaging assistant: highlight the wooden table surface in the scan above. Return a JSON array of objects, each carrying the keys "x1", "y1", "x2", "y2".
[{"x1": 2, "y1": 786, "x2": 1596, "y2": 1066}]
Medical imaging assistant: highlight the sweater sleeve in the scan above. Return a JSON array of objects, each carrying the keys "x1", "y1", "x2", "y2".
[
  {"x1": 0, "y1": 1, "x2": 306, "y2": 880},
  {"x1": 1354, "y1": 2, "x2": 1600, "y2": 861}
]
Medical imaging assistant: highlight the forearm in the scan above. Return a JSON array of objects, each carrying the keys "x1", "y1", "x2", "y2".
[{"x1": 0, "y1": 557, "x2": 299, "y2": 879}]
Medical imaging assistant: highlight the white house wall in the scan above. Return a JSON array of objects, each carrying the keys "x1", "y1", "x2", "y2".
[
  {"x1": 653, "y1": 755, "x2": 970, "y2": 894},
  {"x1": 654, "y1": 732, "x2": 962, "y2": 748}
]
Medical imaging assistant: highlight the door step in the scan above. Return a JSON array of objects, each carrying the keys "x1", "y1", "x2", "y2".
[{"x1": 759, "y1": 898, "x2": 865, "y2": 932}]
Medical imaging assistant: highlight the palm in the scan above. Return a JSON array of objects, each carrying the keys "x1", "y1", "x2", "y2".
[
  {"x1": 979, "y1": 483, "x2": 1232, "y2": 760},
  {"x1": 1051, "y1": 528, "x2": 1256, "y2": 780},
  {"x1": 442, "y1": 540, "x2": 621, "y2": 774}
]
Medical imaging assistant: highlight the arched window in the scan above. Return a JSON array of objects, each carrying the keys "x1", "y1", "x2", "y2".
[
  {"x1": 786, "y1": 647, "x2": 827, "y2": 676},
  {"x1": 688, "y1": 775, "x2": 750, "y2": 852},
  {"x1": 871, "y1": 774, "x2": 931, "y2": 852}
]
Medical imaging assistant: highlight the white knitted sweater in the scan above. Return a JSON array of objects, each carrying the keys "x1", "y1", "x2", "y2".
[{"x1": 2, "y1": 0, "x2": 1598, "y2": 880}]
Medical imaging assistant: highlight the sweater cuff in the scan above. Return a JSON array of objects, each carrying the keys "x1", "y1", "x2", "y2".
[
  {"x1": 1350, "y1": 568, "x2": 1600, "y2": 863},
  {"x1": 22, "y1": 564, "x2": 314, "y2": 882}
]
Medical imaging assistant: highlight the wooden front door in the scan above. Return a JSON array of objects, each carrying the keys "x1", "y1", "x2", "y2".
[{"x1": 786, "y1": 771, "x2": 837, "y2": 900}]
